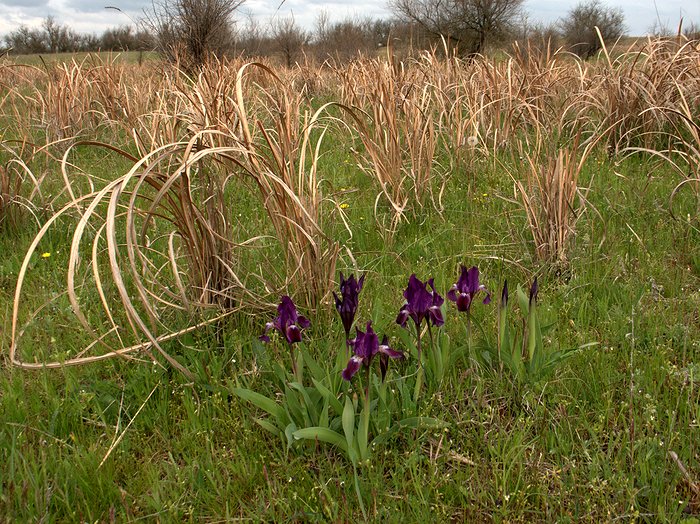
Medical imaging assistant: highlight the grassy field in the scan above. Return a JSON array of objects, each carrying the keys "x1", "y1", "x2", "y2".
[{"x1": 0, "y1": 42, "x2": 699, "y2": 522}]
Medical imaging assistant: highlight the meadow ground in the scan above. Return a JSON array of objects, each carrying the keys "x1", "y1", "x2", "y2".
[{"x1": 0, "y1": 43, "x2": 699, "y2": 522}]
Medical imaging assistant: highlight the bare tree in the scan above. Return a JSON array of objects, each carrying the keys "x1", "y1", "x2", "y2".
[
  {"x1": 101, "y1": 25, "x2": 152, "y2": 51},
  {"x1": 684, "y1": 23, "x2": 700, "y2": 40},
  {"x1": 234, "y1": 11, "x2": 266, "y2": 56},
  {"x1": 43, "y1": 16, "x2": 71, "y2": 53},
  {"x1": 143, "y1": 0, "x2": 245, "y2": 67},
  {"x1": 559, "y1": 0, "x2": 625, "y2": 59},
  {"x1": 4, "y1": 26, "x2": 47, "y2": 54},
  {"x1": 79, "y1": 33, "x2": 101, "y2": 52},
  {"x1": 388, "y1": 0, "x2": 524, "y2": 55},
  {"x1": 513, "y1": 15, "x2": 561, "y2": 60},
  {"x1": 4, "y1": 16, "x2": 82, "y2": 54},
  {"x1": 312, "y1": 13, "x2": 395, "y2": 61},
  {"x1": 271, "y1": 15, "x2": 309, "y2": 68}
]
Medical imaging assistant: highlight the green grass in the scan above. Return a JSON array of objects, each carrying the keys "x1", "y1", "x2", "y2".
[{"x1": 1, "y1": 91, "x2": 700, "y2": 522}]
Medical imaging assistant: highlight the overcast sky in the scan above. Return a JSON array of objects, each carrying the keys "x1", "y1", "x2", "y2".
[{"x1": 0, "y1": 0, "x2": 698, "y2": 38}]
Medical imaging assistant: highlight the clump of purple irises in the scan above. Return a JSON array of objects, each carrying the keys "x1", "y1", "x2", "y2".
[
  {"x1": 262, "y1": 265, "x2": 494, "y2": 385},
  {"x1": 332, "y1": 273, "x2": 405, "y2": 383},
  {"x1": 394, "y1": 274, "x2": 444, "y2": 365}
]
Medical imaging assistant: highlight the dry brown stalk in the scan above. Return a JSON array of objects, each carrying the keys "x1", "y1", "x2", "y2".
[
  {"x1": 509, "y1": 134, "x2": 599, "y2": 265},
  {"x1": 337, "y1": 53, "x2": 446, "y2": 232}
]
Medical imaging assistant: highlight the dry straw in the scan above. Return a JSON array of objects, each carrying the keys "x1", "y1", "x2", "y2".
[
  {"x1": 10, "y1": 60, "x2": 340, "y2": 374},
  {"x1": 4, "y1": 34, "x2": 700, "y2": 372},
  {"x1": 508, "y1": 132, "x2": 602, "y2": 266}
]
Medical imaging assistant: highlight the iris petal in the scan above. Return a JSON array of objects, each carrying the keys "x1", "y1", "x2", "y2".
[{"x1": 342, "y1": 356, "x2": 363, "y2": 381}]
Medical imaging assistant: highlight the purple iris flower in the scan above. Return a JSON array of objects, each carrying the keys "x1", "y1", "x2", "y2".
[
  {"x1": 396, "y1": 274, "x2": 444, "y2": 329},
  {"x1": 259, "y1": 296, "x2": 310, "y2": 344},
  {"x1": 447, "y1": 265, "x2": 491, "y2": 314},
  {"x1": 529, "y1": 276, "x2": 538, "y2": 306},
  {"x1": 342, "y1": 322, "x2": 404, "y2": 381},
  {"x1": 427, "y1": 278, "x2": 445, "y2": 327},
  {"x1": 333, "y1": 273, "x2": 365, "y2": 340}
]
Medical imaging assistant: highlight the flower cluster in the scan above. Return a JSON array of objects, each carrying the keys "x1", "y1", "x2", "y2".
[
  {"x1": 240, "y1": 265, "x2": 557, "y2": 484},
  {"x1": 261, "y1": 265, "x2": 496, "y2": 384}
]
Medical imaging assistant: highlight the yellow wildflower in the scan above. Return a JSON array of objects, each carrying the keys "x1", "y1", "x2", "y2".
[
  {"x1": 340, "y1": 203, "x2": 349, "y2": 209},
  {"x1": 41, "y1": 252, "x2": 51, "y2": 258}
]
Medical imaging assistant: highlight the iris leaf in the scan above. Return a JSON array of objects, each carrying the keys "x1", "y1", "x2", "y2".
[
  {"x1": 293, "y1": 427, "x2": 348, "y2": 453},
  {"x1": 312, "y1": 378, "x2": 344, "y2": 416},
  {"x1": 233, "y1": 388, "x2": 286, "y2": 422},
  {"x1": 342, "y1": 396, "x2": 355, "y2": 452}
]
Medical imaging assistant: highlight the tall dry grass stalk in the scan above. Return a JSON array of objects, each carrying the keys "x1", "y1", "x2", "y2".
[
  {"x1": 338, "y1": 54, "x2": 445, "y2": 231},
  {"x1": 0, "y1": 140, "x2": 47, "y2": 233},
  {"x1": 509, "y1": 134, "x2": 599, "y2": 265}
]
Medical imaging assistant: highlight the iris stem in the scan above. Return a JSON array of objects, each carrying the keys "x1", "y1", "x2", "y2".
[
  {"x1": 427, "y1": 322, "x2": 433, "y2": 379},
  {"x1": 415, "y1": 321, "x2": 422, "y2": 368},
  {"x1": 289, "y1": 343, "x2": 300, "y2": 383},
  {"x1": 414, "y1": 320, "x2": 424, "y2": 403},
  {"x1": 465, "y1": 313, "x2": 472, "y2": 368},
  {"x1": 365, "y1": 366, "x2": 371, "y2": 412}
]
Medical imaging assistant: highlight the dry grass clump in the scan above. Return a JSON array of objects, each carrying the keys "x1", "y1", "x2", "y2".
[
  {"x1": 639, "y1": 82, "x2": 700, "y2": 222},
  {"x1": 228, "y1": 62, "x2": 339, "y2": 309},
  {"x1": 573, "y1": 35, "x2": 700, "y2": 154},
  {"x1": 509, "y1": 133, "x2": 599, "y2": 265},
  {"x1": 339, "y1": 54, "x2": 445, "y2": 231},
  {"x1": 439, "y1": 45, "x2": 577, "y2": 156},
  {"x1": 0, "y1": 56, "x2": 164, "y2": 144},
  {"x1": 0, "y1": 140, "x2": 47, "y2": 234},
  {"x1": 9, "y1": 60, "x2": 339, "y2": 374},
  {"x1": 10, "y1": 139, "x2": 238, "y2": 376}
]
